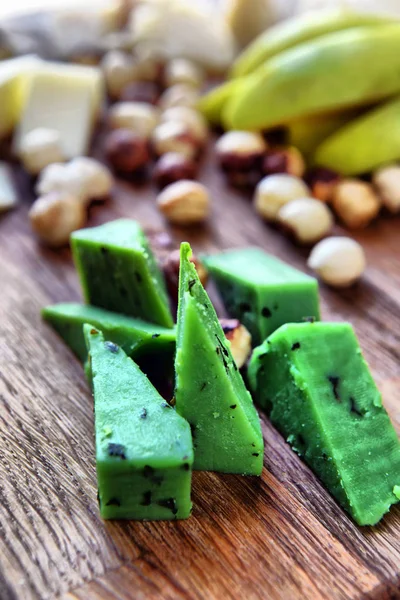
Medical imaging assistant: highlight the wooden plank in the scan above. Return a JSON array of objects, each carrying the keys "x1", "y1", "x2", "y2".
[{"x1": 0, "y1": 144, "x2": 399, "y2": 599}]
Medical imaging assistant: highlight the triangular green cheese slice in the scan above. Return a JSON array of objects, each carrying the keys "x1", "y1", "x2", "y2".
[
  {"x1": 84, "y1": 324, "x2": 193, "y2": 520},
  {"x1": 174, "y1": 243, "x2": 263, "y2": 475}
]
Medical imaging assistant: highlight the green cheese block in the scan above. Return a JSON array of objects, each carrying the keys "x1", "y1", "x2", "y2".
[
  {"x1": 84, "y1": 324, "x2": 193, "y2": 520},
  {"x1": 248, "y1": 322, "x2": 400, "y2": 526},
  {"x1": 203, "y1": 248, "x2": 320, "y2": 346},
  {"x1": 71, "y1": 219, "x2": 174, "y2": 328},
  {"x1": 175, "y1": 242, "x2": 263, "y2": 475},
  {"x1": 42, "y1": 302, "x2": 175, "y2": 363}
]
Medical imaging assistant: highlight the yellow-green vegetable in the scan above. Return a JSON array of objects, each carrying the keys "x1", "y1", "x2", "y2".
[{"x1": 224, "y1": 25, "x2": 400, "y2": 131}]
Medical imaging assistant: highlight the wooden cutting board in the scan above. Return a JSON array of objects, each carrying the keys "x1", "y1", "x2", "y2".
[{"x1": 1, "y1": 143, "x2": 400, "y2": 600}]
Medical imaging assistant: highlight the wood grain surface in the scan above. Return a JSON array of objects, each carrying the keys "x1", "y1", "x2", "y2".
[{"x1": 1, "y1": 139, "x2": 400, "y2": 600}]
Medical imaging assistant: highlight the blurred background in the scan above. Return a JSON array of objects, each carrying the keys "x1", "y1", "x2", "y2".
[{"x1": 1, "y1": 0, "x2": 400, "y2": 64}]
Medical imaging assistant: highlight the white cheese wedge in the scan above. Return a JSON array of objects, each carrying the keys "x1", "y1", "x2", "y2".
[
  {"x1": 0, "y1": 162, "x2": 18, "y2": 212},
  {"x1": 15, "y1": 63, "x2": 104, "y2": 159}
]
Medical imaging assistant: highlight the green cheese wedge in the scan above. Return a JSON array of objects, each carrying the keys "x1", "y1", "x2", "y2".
[
  {"x1": 42, "y1": 302, "x2": 175, "y2": 363},
  {"x1": 248, "y1": 321, "x2": 400, "y2": 526},
  {"x1": 203, "y1": 248, "x2": 320, "y2": 346},
  {"x1": 71, "y1": 219, "x2": 173, "y2": 328},
  {"x1": 175, "y1": 242, "x2": 263, "y2": 475},
  {"x1": 84, "y1": 324, "x2": 193, "y2": 520}
]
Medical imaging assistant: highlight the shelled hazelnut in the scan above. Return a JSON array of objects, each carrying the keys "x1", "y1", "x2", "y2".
[
  {"x1": 162, "y1": 248, "x2": 208, "y2": 302},
  {"x1": 254, "y1": 174, "x2": 310, "y2": 221},
  {"x1": 29, "y1": 191, "x2": 86, "y2": 247},
  {"x1": 20, "y1": 128, "x2": 65, "y2": 175},
  {"x1": 101, "y1": 50, "x2": 137, "y2": 99},
  {"x1": 108, "y1": 102, "x2": 159, "y2": 139},
  {"x1": 153, "y1": 153, "x2": 197, "y2": 189},
  {"x1": 36, "y1": 159, "x2": 113, "y2": 205},
  {"x1": 160, "y1": 107, "x2": 208, "y2": 146},
  {"x1": 133, "y1": 49, "x2": 164, "y2": 83},
  {"x1": 157, "y1": 180, "x2": 210, "y2": 225},
  {"x1": 332, "y1": 179, "x2": 381, "y2": 228},
  {"x1": 219, "y1": 319, "x2": 252, "y2": 369},
  {"x1": 372, "y1": 164, "x2": 400, "y2": 213},
  {"x1": 277, "y1": 197, "x2": 334, "y2": 244},
  {"x1": 158, "y1": 83, "x2": 199, "y2": 111},
  {"x1": 262, "y1": 146, "x2": 305, "y2": 178},
  {"x1": 105, "y1": 129, "x2": 150, "y2": 174},
  {"x1": 151, "y1": 121, "x2": 200, "y2": 160},
  {"x1": 120, "y1": 81, "x2": 160, "y2": 105},
  {"x1": 36, "y1": 163, "x2": 75, "y2": 197},
  {"x1": 308, "y1": 237, "x2": 366, "y2": 287},
  {"x1": 215, "y1": 130, "x2": 266, "y2": 186},
  {"x1": 306, "y1": 167, "x2": 341, "y2": 203},
  {"x1": 67, "y1": 157, "x2": 113, "y2": 201},
  {"x1": 164, "y1": 58, "x2": 204, "y2": 89}
]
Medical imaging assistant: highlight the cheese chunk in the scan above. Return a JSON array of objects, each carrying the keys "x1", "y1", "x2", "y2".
[
  {"x1": 0, "y1": 55, "x2": 42, "y2": 140},
  {"x1": 15, "y1": 63, "x2": 104, "y2": 159},
  {"x1": 248, "y1": 322, "x2": 400, "y2": 525},
  {"x1": 85, "y1": 325, "x2": 193, "y2": 520},
  {"x1": 175, "y1": 242, "x2": 264, "y2": 475},
  {"x1": 0, "y1": 162, "x2": 18, "y2": 212}
]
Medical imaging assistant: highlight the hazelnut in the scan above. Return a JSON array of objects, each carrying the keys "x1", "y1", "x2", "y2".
[
  {"x1": 162, "y1": 248, "x2": 208, "y2": 302},
  {"x1": 120, "y1": 81, "x2": 160, "y2": 105},
  {"x1": 332, "y1": 179, "x2": 381, "y2": 229},
  {"x1": 277, "y1": 197, "x2": 334, "y2": 244},
  {"x1": 216, "y1": 131, "x2": 266, "y2": 170},
  {"x1": 29, "y1": 191, "x2": 86, "y2": 247},
  {"x1": 156, "y1": 180, "x2": 210, "y2": 225},
  {"x1": 219, "y1": 319, "x2": 252, "y2": 369},
  {"x1": 67, "y1": 157, "x2": 113, "y2": 201},
  {"x1": 105, "y1": 129, "x2": 150, "y2": 174},
  {"x1": 306, "y1": 167, "x2": 341, "y2": 203},
  {"x1": 262, "y1": 146, "x2": 305, "y2": 178},
  {"x1": 153, "y1": 153, "x2": 197, "y2": 189},
  {"x1": 158, "y1": 83, "x2": 199, "y2": 111},
  {"x1": 372, "y1": 164, "x2": 400, "y2": 213},
  {"x1": 151, "y1": 121, "x2": 200, "y2": 160},
  {"x1": 307, "y1": 236, "x2": 366, "y2": 288},
  {"x1": 36, "y1": 163, "x2": 76, "y2": 197},
  {"x1": 160, "y1": 107, "x2": 209, "y2": 145},
  {"x1": 101, "y1": 50, "x2": 137, "y2": 99},
  {"x1": 254, "y1": 174, "x2": 310, "y2": 221},
  {"x1": 216, "y1": 130, "x2": 267, "y2": 186},
  {"x1": 36, "y1": 159, "x2": 113, "y2": 205},
  {"x1": 164, "y1": 58, "x2": 204, "y2": 89},
  {"x1": 108, "y1": 102, "x2": 159, "y2": 139},
  {"x1": 20, "y1": 128, "x2": 65, "y2": 175},
  {"x1": 133, "y1": 48, "x2": 164, "y2": 83}
]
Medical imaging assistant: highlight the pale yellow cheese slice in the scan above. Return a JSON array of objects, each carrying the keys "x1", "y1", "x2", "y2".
[
  {"x1": 15, "y1": 63, "x2": 104, "y2": 159},
  {"x1": 0, "y1": 55, "x2": 42, "y2": 140}
]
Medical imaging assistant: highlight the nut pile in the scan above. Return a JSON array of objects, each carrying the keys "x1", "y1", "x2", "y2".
[
  {"x1": 29, "y1": 156, "x2": 113, "y2": 247},
  {"x1": 20, "y1": 50, "x2": 212, "y2": 245},
  {"x1": 212, "y1": 128, "x2": 400, "y2": 287},
  {"x1": 102, "y1": 54, "x2": 211, "y2": 227}
]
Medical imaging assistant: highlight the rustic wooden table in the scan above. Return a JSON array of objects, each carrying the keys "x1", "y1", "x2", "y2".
[{"x1": 1, "y1": 139, "x2": 399, "y2": 600}]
